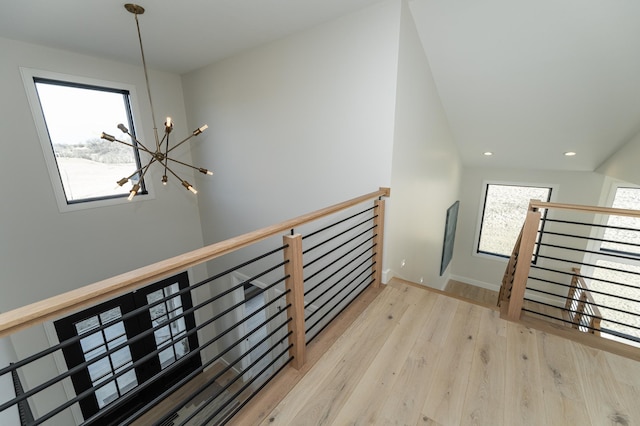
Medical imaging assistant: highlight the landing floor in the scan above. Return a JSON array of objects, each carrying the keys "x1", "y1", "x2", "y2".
[{"x1": 244, "y1": 279, "x2": 640, "y2": 425}]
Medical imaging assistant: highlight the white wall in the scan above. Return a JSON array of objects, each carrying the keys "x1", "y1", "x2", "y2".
[
  {"x1": 597, "y1": 130, "x2": 640, "y2": 186},
  {"x1": 181, "y1": 0, "x2": 400, "y2": 248},
  {"x1": 384, "y1": 1, "x2": 462, "y2": 290},
  {"x1": 0, "y1": 37, "x2": 206, "y2": 424},
  {"x1": 451, "y1": 166, "x2": 606, "y2": 291}
]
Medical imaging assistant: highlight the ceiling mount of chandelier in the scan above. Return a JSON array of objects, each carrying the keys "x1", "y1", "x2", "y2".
[{"x1": 101, "y1": 3, "x2": 212, "y2": 201}]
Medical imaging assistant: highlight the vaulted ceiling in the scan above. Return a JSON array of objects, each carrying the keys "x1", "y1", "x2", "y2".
[{"x1": 2, "y1": 0, "x2": 639, "y2": 172}]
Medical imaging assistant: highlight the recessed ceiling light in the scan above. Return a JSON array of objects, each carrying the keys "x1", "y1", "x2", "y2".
[
  {"x1": 483, "y1": 151, "x2": 493, "y2": 156},
  {"x1": 564, "y1": 151, "x2": 577, "y2": 157}
]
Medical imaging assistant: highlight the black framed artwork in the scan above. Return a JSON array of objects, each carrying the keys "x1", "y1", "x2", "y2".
[{"x1": 440, "y1": 200, "x2": 460, "y2": 276}]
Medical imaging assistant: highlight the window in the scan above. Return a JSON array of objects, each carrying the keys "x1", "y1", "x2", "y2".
[
  {"x1": 54, "y1": 272, "x2": 200, "y2": 424},
  {"x1": 21, "y1": 68, "x2": 149, "y2": 211},
  {"x1": 600, "y1": 187, "x2": 640, "y2": 256},
  {"x1": 477, "y1": 183, "x2": 552, "y2": 258}
]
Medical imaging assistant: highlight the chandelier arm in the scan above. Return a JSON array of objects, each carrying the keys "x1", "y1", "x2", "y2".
[
  {"x1": 119, "y1": 128, "x2": 156, "y2": 155},
  {"x1": 164, "y1": 157, "x2": 211, "y2": 174},
  {"x1": 111, "y1": 138, "x2": 155, "y2": 156},
  {"x1": 162, "y1": 162, "x2": 187, "y2": 182},
  {"x1": 137, "y1": 156, "x2": 156, "y2": 182},
  {"x1": 166, "y1": 134, "x2": 196, "y2": 155},
  {"x1": 126, "y1": 155, "x2": 157, "y2": 183}
]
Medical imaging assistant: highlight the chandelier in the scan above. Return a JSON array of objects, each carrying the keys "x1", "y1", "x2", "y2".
[{"x1": 101, "y1": 3, "x2": 212, "y2": 201}]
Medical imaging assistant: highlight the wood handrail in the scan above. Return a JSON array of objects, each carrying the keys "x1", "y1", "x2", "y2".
[
  {"x1": 529, "y1": 200, "x2": 640, "y2": 218},
  {"x1": 0, "y1": 187, "x2": 390, "y2": 338}
]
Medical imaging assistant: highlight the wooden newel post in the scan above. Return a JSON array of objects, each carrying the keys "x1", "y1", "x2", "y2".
[
  {"x1": 506, "y1": 207, "x2": 541, "y2": 321},
  {"x1": 283, "y1": 234, "x2": 306, "y2": 370},
  {"x1": 372, "y1": 198, "x2": 386, "y2": 288}
]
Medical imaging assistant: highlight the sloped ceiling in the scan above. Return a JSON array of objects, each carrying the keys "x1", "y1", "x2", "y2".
[
  {"x1": 1, "y1": 0, "x2": 639, "y2": 171},
  {"x1": 409, "y1": 0, "x2": 640, "y2": 171}
]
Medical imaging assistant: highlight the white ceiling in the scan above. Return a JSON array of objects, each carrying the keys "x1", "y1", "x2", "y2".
[{"x1": 2, "y1": 0, "x2": 640, "y2": 172}]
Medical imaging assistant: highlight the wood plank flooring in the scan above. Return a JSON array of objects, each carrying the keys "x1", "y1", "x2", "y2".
[{"x1": 251, "y1": 278, "x2": 640, "y2": 426}]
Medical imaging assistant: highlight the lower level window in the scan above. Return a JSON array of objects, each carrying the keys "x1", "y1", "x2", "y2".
[
  {"x1": 54, "y1": 272, "x2": 200, "y2": 423},
  {"x1": 477, "y1": 183, "x2": 552, "y2": 259}
]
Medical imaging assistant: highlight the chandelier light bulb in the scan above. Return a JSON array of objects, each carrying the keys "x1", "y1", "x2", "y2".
[
  {"x1": 128, "y1": 183, "x2": 141, "y2": 201},
  {"x1": 101, "y1": 132, "x2": 116, "y2": 142},
  {"x1": 193, "y1": 125, "x2": 208, "y2": 136},
  {"x1": 182, "y1": 180, "x2": 197, "y2": 194}
]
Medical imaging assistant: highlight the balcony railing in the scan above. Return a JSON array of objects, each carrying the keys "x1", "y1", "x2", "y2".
[
  {"x1": 499, "y1": 200, "x2": 640, "y2": 349},
  {"x1": 0, "y1": 188, "x2": 389, "y2": 425}
]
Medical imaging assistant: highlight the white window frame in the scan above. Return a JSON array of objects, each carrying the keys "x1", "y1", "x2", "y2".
[
  {"x1": 473, "y1": 180, "x2": 556, "y2": 262},
  {"x1": 21, "y1": 67, "x2": 154, "y2": 213}
]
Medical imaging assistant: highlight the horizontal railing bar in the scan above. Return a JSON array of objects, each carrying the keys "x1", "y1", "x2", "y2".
[
  {"x1": 526, "y1": 287, "x2": 634, "y2": 317},
  {"x1": 522, "y1": 307, "x2": 601, "y2": 334},
  {"x1": 0, "y1": 266, "x2": 289, "y2": 411},
  {"x1": 523, "y1": 298, "x2": 640, "y2": 331},
  {"x1": 303, "y1": 225, "x2": 375, "y2": 270},
  {"x1": 530, "y1": 200, "x2": 640, "y2": 217},
  {"x1": 541, "y1": 230, "x2": 640, "y2": 249},
  {"x1": 304, "y1": 239, "x2": 375, "y2": 296},
  {"x1": 302, "y1": 216, "x2": 374, "y2": 255},
  {"x1": 535, "y1": 254, "x2": 640, "y2": 279},
  {"x1": 305, "y1": 252, "x2": 375, "y2": 312},
  {"x1": 528, "y1": 276, "x2": 640, "y2": 303},
  {"x1": 530, "y1": 265, "x2": 640, "y2": 290},
  {"x1": 176, "y1": 332, "x2": 292, "y2": 426},
  {"x1": 306, "y1": 274, "x2": 375, "y2": 343},
  {"x1": 0, "y1": 188, "x2": 390, "y2": 337},
  {"x1": 600, "y1": 327, "x2": 640, "y2": 344},
  {"x1": 28, "y1": 290, "x2": 291, "y2": 425},
  {"x1": 118, "y1": 313, "x2": 292, "y2": 426},
  {"x1": 538, "y1": 241, "x2": 640, "y2": 263},
  {"x1": 301, "y1": 206, "x2": 375, "y2": 241},
  {"x1": 306, "y1": 269, "x2": 374, "y2": 333},
  {"x1": 222, "y1": 355, "x2": 294, "y2": 424},
  {"x1": 195, "y1": 345, "x2": 294, "y2": 426},
  {"x1": 153, "y1": 319, "x2": 292, "y2": 426},
  {"x1": 543, "y1": 217, "x2": 640, "y2": 233}
]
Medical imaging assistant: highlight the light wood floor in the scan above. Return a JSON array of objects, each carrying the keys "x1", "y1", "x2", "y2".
[
  {"x1": 244, "y1": 278, "x2": 640, "y2": 425},
  {"x1": 444, "y1": 279, "x2": 499, "y2": 307}
]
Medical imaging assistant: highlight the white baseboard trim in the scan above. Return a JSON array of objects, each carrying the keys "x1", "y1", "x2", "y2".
[{"x1": 449, "y1": 274, "x2": 501, "y2": 292}]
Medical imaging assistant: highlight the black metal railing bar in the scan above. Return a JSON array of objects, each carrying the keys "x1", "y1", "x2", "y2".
[
  {"x1": 530, "y1": 266, "x2": 640, "y2": 293},
  {"x1": 0, "y1": 257, "x2": 289, "y2": 424},
  {"x1": 174, "y1": 334, "x2": 293, "y2": 426},
  {"x1": 302, "y1": 225, "x2": 376, "y2": 270},
  {"x1": 306, "y1": 272, "x2": 375, "y2": 344},
  {"x1": 304, "y1": 240, "x2": 375, "y2": 297},
  {"x1": 525, "y1": 286, "x2": 636, "y2": 317},
  {"x1": 301, "y1": 206, "x2": 376, "y2": 241},
  {"x1": 522, "y1": 298, "x2": 639, "y2": 333},
  {"x1": 306, "y1": 267, "x2": 375, "y2": 330},
  {"x1": 305, "y1": 253, "x2": 376, "y2": 316},
  {"x1": 302, "y1": 216, "x2": 374, "y2": 255}
]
